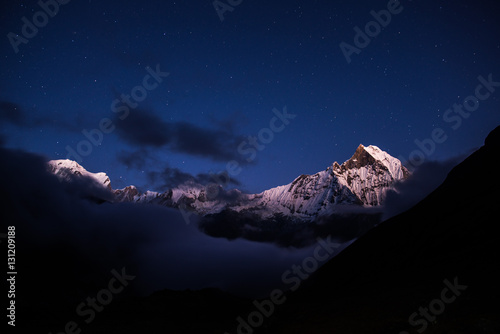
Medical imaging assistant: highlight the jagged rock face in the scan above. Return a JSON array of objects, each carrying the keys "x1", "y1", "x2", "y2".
[
  {"x1": 344, "y1": 145, "x2": 378, "y2": 170},
  {"x1": 331, "y1": 145, "x2": 410, "y2": 206},
  {"x1": 47, "y1": 144, "x2": 409, "y2": 220},
  {"x1": 253, "y1": 172, "x2": 362, "y2": 218},
  {"x1": 113, "y1": 186, "x2": 139, "y2": 202},
  {"x1": 250, "y1": 145, "x2": 409, "y2": 217}
]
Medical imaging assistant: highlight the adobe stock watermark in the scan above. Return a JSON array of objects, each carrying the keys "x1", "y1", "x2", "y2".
[
  {"x1": 7, "y1": 0, "x2": 71, "y2": 54},
  {"x1": 399, "y1": 73, "x2": 499, "y2": 171},
  {"x1": 48, "y1": 267, "x2": 135, "y2": 334},
  {"x1": 65, "y1": 64, "x2": 169, "y2": 163},
  {"x1": 213, "y1": 0, "x2": 243, "y2": 22},
  {"x1": 179, "y1": 106, "x2": 296, "y2": 224},
  {"x1": 225, "y1": 235, "x2": 341, "y2": 334},
  {"x1": 399, "y1": 277, "x2": 467, "y2": 334},
  {"x1": 340, "y1": 0, "x2": 404, "y2": 64}
]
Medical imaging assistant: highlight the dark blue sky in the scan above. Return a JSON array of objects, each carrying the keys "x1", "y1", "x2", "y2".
[{"x1": 1, "y1": 0, "x2": 499, "y2": 193}]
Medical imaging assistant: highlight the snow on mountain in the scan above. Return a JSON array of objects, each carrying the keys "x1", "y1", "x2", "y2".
[
  {"x1": 47, "y1": 159, "x2": 112, "y2": 189},
  {"x1": 239, "y1": 144, "x2": 410, "y2": 218},
  {"x1": 363, "y1": 145, "x2": 407, "y2": 180},
  {"x1": 113, "y1": 185, "x2": 140, "y2": 202},
  {"x1": 47, "y1": 144, "x2": 409, "y2": 220},
  {"x1": 332, "y1": 144, "x2": 410, "y2": 206}
]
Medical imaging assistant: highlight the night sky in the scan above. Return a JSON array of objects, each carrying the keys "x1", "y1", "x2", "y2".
[{"x1": 1, "y1": 0, "x2": 499, "y2": 194}]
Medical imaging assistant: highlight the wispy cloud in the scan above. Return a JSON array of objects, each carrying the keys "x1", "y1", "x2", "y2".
[
  {"x1": 0, "y1": 100, "x2": 88, "y2": 133},
  {"x1": 147, "y1": 166, "x2": 241, "y2": 191},
  {"x1": 115, "y1": 108, "x2": 249, "y2": 163},
  {"x1": 383, "y1": 154, "x2": 470, "y2": 220}
]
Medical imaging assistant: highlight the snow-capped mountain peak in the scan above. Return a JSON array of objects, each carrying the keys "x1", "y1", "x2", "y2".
[
  {"x1": 246, "y1": 144, "x2": 410, "y2": 218},
  {"x1": 330, "y1": 144, "x2": 409, "y2": 206},
  {"x1": 47, "y1": 159, "x2": 111, "y2": 189}
]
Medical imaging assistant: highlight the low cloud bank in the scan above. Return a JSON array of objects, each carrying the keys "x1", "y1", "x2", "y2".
[
  {"x1": 0, "y1": 147, "x2": 328, "y2": 303},
  {"x1": 383, "y1": 154, "x2": 468, "y2": 220}
]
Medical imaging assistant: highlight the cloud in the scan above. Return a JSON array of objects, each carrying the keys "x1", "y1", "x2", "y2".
[
  {"x1": 171, "y1": 121, "x2": 244, "y2": 160},
  {"x1": 206, "y1": 110, "x2": 251, "y2": 134},
  {"x1": 0, "y1": 100, "x2": 87, "y2": 133},
  {"x1": 116, "y1": 108, "x2": 172, "y2": 147},
  {"x1": 0, "y1": 146, "x2": 320, "y2": 308},
  {"x1": 115, "y1": 108, "x2": 249, "y2": 163},
  {"x1": 117, "y1": 149, "x2": 153, "y2": 169},
  {"x1": 0, "y1": 101, "x2": 24, "y2": 125},
  {"x1": 382, "y1": 154, "x2": 469, "y2": 220},
  {"x1": 148, "y1": 166, "x2": 241, "y2": 190},
  {"x1": 147, "y1": 167, "x2": 198, "y2": 188},
  {"x1": 117, "y1": 148, "x2": 242, "y2": 190}
]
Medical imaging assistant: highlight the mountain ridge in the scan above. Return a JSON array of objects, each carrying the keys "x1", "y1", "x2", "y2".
[{"x1": 48, "y1": 144, "x2": 409, "y2": 220}]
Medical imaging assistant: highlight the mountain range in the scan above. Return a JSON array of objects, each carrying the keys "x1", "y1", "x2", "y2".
[{"x1": 48, "y1": 144, "x2": 409, "y2": 221}]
